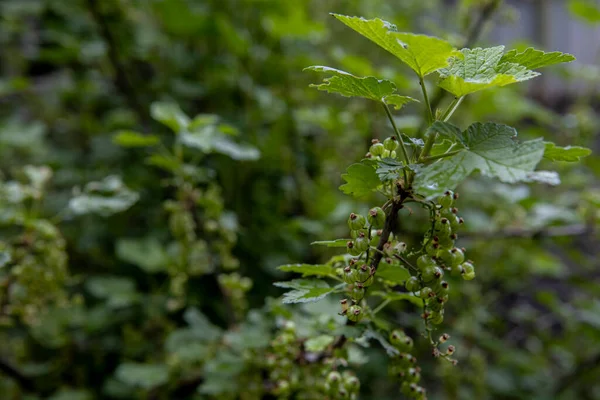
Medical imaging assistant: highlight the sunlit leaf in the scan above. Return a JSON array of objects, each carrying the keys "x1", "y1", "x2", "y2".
[{"x1": 332, "y1": 14, "x2": 457, "y2": 77}]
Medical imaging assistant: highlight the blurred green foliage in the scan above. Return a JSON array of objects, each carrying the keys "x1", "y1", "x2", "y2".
[{"x1": 0, "y1": 0, "x2": 598, "y2": 399}]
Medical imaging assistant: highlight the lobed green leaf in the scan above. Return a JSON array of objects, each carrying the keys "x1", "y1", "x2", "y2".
[
  {"x1": 414, "y1": 123, "x2": 546, "y2": 197},
  {"x1": 339, "y1": 162, "x2": 380, "y2": 197},
  {"x1": 543, "y1": 142, "x2": 592, "y2": 162},
  {"x1": 332, "y1": 14, "x2": 457, "y2": 77},
  {"x1": 500, "y1": 48, "x2": 575, "y2": 70},
  {"x1": 273, "y1": 279, "x2": 336, "y2": 304}
]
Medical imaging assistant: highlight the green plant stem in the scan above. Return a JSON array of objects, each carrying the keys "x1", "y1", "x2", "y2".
[
  {"x1": 382, "y1": 103, "x2": 411, "y2": 183},
  {"x1": 372, "y1": 298, "x2": 391, "y2": 315},
  {"x1": 419, "y1": 131, "x2": 437, "y2": 161},
  {"x1": 421, "y1": 149, "x2": 463, "y2": 162},
  {"x1": 442, "y1": 96, "x2": 464, "y2": 122},
  {"x1": 419, "y1": 76, "x2": 434, "y2": 124}
]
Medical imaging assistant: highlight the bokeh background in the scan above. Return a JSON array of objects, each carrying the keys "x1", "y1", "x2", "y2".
[{"x1": 1, "y1": 0, "x2": 599, "y2": 399}]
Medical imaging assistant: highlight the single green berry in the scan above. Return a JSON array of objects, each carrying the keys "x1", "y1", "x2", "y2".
[
  {"x1": 390, "y1": 329, "x2": 407, "y2": 345},
  {"x1": 428, "y1": 298, "x2": 443, "y2": 312},
  {"x1": 417, "y1": 255, "x2": 436, "y2": 270},
  {"x1": 390, "y1": 150, "x2": 397, "y2": 159},
  {"x1": 438, "y1": 190, "x2": 454, "y2": 209},
  {"x1": 347, "y1": 305, "x2": 362, "y2": 322},
  {"x1": 425, "y1": 241, "x2": 440, "y2": 257},
  {"x1": 326, "y1": 371, "x2": 342, "y2": 386},
  {"x1": 461, "y1": 261, "x2": 476, "y2": 280},
  {"x1": 421, "y1": 266, "x2": 439, "y2": 282},
  {"x1": 405, "y1": 276, "x2": 421, "y2": 292},
  {"x1": 350, "y1": 229, "x2": 367, "y2": 239},
  {"x1": 348, "y1": 213, "x2": 366, "y2": 230},
  {"x1": 384, "y1": 136, "x2": 398, "y2": 151},
  {"x1": 430, "y1": 311, "x2": 444, "y2": 325},
  {"x1": 353, "y1": 236, "x2": 369, "y2": 253},
  {"x1": 450, "y1": 248, "x2": 464, "y2": 266},
  {"x1": 370, "y1": 229, "x2": 382, "y2": 246},
  {"x1": 382, "y1": 149, "x2": 391, "y2": 158},
  {"x1": 355, "y1": 264, "x2": 370, "y2": 282},
  {"x1": 344, "y1": 375, "x2": 360, "y2": 393},
  {"x1": 418, "y1": 287, "x2": 433, "y2": 298},
  {"x1": 434, "y1": 218, "x2": 452, "y2": 236},
  {"x1": 370, "y1": 142, "x2": 385, "y2": 157},
  {"x1": 368, "y1": 207, "x2": 385, "y2": 228},
  {"x1": 343, "y1": 266, "x2": 356, "y2": 284},
  {"x1": 350, "y1": 285, "x2": 365, "y2": 301},
  {"x1": 346, "y1": 241, "x2": 361, "y2": 256},
  {"x1": 406, "y1": 367, "x2": 420, "y2": 383},
  {"x1": 361, "y1": 275, "x2": 374, "y2": 287}
]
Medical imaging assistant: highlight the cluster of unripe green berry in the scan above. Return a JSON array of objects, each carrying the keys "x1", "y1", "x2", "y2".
[
  {"x1": 323, "y1": 370, "x2": 361, "y2": 399},
  {"x1": 388, "y1": 329, "x2": 427, "y2": 399},
  {"x1": 218, "y1": 272, "x2": 252, "y2": 317},
  {"x1": 404, "y1": 191, "x2": 475, "y2": 326},
  {"x1": 265, "y1": 321, "x2": 359, "y2": 399},
  {"x1": 1, "y1": 220, "x2": 69, "y2": 324},
  {"x1": 366, "y1": 137, "x2": 399, "y2": 160},
  {"x1": 341, "y1": 207, "x2": 388, "y2": 322}
]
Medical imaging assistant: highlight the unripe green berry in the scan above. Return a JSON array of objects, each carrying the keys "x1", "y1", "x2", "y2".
[
  {"x1": 361, "y1": 275, "x2": 374, "y2": 287},
  {"x1": 344, "y1": 375, "x2": 360, "y2": 393},
  {"x1": 461, "y1": 261, "x2": 475, "y2": 280},
  {"x1": 389, "y1": 329, "x2": 409, "y2": 348},
  {"x1": 370, "y1": 142, "x2": 385, "y2": 157},
  {"x1": 343, "y1": 266, "x2": 356, "y2": 284},
  {"x1": 405, "y1": 276, "x2": 421, "y2": 292},
  {"x1": 350, "y1": 285, "x2": 365, "y2": 301},
  {"x1": 326, "y1": 371, "x2": 342, "y2": 387},
  {"x1": 347, "y1": 305, "x2": 362, "y2": 322},
  {"x1": 435, "y1": 218, "x2": 452, "y2": 236},
  {"x1": 430, "y1": 311, "x2": 444, "y2": 325},
  {"x1": 348, "y1": 213, "x2": 366, "y2": 230},
  {"x1": 429, "y1": 298, "x2": 443, "y2": 312},
  {"x1": 450, "y1": 248, "x2": 464, "y2": 266},
  {"x1": 370, "y1": 229, "x2": 382, "y2": 246},
  {"x1": 384, "y1": 136, "x2": 398, "y2": 151},
  {"x1": 367, "y1": 207, "x2": 385, "y2": 228},
  {"x1": 425, "y1": 241, "x2": 440, "y2": 257},
  {"x1": 418, "y1": 287, "x2": 433, "y2": 298},
  {"x1": 350, "y1": 229, "x2": 367, "y2": 239},
  {"x1": 417, "y1": 255, "x2": 435, "y2": 270},
  {"x1": 406, "y1": 367, "x2": 420, "y2": 383},
  {"x1": 421, "y1": 266, "x2": 439, "y2": 282},
  {"x1": 382, "y1": 149, "x2": 391, "y2": 158},
  {"x1": 438, "y1": 190, "x2": 454, "y2": 209},
  {"x1": 346, "y1": 241, "x2": 361, "y2": 256},
  {"x1": 355, "y1": 264, "x2": 370, "y2": 282},
  {"x1": 353, "y1": 236, "x2": 369, "y2": 253}
]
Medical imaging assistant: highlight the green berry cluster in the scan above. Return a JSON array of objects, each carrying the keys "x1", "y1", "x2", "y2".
[
  {"x1": 218, "y1": 272, "x2": 253, "y2": 317},
  {"x1": 264, "y1": 321, "x2": 360, "y2": 400},
  {"x1": 0, "y1": 220, "x2": 69, "y2": 324},
  {"x1": 323, "y1": 370, "x2": 361, "y2": 399},
  {"x1": 388, "y1": 329, "x2": 426, "y2": 399},
  {"x1": 366, "y1": 137, "x2": 399, "y2": 160},
  {"x1": 403, "y1": 191, "x2": 476, "y2": 327}
]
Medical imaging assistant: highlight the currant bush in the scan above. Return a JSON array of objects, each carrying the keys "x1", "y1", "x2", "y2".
[{"x1": 275, "y1": 12, "x2": 583, "y2": 399}]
